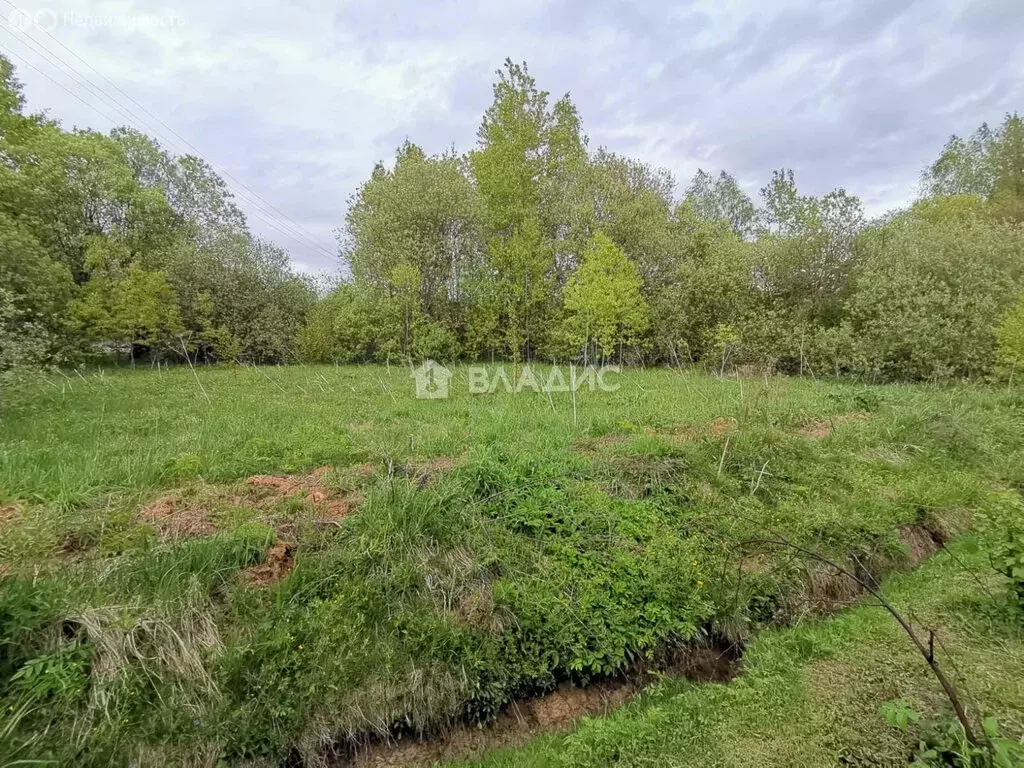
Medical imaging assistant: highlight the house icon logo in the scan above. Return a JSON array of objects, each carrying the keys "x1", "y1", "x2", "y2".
[{"x1": 411, "y1": 360, "x2": 453, "y2": 399}]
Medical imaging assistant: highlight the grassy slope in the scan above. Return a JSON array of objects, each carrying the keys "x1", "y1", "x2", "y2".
[{"x1": 1, "y1": 365, "x2": 1023, "y2": 765}]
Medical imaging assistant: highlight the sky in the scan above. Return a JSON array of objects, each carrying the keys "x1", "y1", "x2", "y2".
[{"x1": 1, "y1": 0, "x2": 1022, "y2": 274}]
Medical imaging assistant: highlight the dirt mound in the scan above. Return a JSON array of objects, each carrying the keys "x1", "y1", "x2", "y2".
[
  {"x1": 139, "y1": 496, "x2": 216, "y2": 539},
  {"x1": 246, "y1": 465, "x2": 362, "y2": 520},
  {"x1": 245, "y1": 541, "x2": 294, "y2": 586},
  {"x1": 519, "y1": 680, "x2": 636, "y2": 728},
  {"x1": 708, "y1": 417, "x2": 739, "y2": 437}
]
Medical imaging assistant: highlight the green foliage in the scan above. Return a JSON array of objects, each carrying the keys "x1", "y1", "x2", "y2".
[
  {"x1": 881, "y1": 701, "x2": 1024, "y2": 768},
  {"x1": 995, "y1": 291, "x2": 1024, "y2": 375},
  {"x1": 922, "y1": 113, "x2": 1024, "y2": 224},
  {"x1": 684, "y1": 168, "x2": 757, "y2": 238},
  {"x1": 4, "y1": 49, "x2": 1024, "y2": 380},
  {"x1": 0, "y1": 56, "x2": 312, "y2": 370},
  {"x1": 561, "y1": 232, "x2": 649, "y2": 360},
  {"x1": 343, "y1": 140, "x2": 483, "y2": 359},
  {"x1": 2, "y1": 365, "x2": 1024, "y2": 764},
  {"x1": 845, "y1": 213, "x2": 1024, "y2": 380},
  {"x1": 973, "y1": 493, "x2": 1024, "y2": 613}
]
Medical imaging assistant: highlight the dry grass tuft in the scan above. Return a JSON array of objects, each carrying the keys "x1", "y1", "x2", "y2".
[{"x1": 139, "y1": 496, "x2": 217, "y2": 539}]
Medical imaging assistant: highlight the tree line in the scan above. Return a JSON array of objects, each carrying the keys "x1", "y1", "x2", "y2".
[
  {"x1": 3, "y1": 56, "x2": 1024, "y2": 382},
  {"x1": 0, "y1": 55, "x2": 315, "y2": 378}
]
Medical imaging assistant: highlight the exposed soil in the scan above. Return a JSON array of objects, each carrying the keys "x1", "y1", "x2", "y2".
[
  {"x1": 794, "y1": 412, "x2": 871, "y2": 439},
  {"x1": 246, "y1": 464, "x2": 363, "y2": 521},
  {"x1": 139, "y1": 496, "x2": 217, "y2": 539},
  {"x1": 340, "y1": 639, "x2": 744, "y2": 768},
  {"x1": 803, "y1": 562, "x2": 863, "y2": 612},
  {"x1": 708, "y1": 416, "x2": 739, "y2": 437},
  {"x1": 663, "y1": 642, "x2": 744, "y2": 683},
  {"x1": 245, "y1": 541, "x2": 295, "y2": 586},
  {"x1": 343, "y1": 679, "x2": 639, "y2": 768},
  {"x1": 897, "y1": 522, "x2": 943, "y2": 566},
  {"x1": 780, "y1": 522, "x2": 944, "y2": 620},
  {"x1": 0, "y1": 505, "x2": 21, "y2": 529}
]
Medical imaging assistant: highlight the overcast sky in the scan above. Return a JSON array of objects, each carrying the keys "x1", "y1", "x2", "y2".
[{"x1": 2, "y1": 0, "x2": 1022, "y2": 274}]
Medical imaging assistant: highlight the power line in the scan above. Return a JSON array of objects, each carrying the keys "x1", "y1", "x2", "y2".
[
  {"x1": 0, "y1": 29, "x2": 165, "y2": 134},
  {"x1": 0, "y1": 13, "x2": 337, "y2": 261},
  {"x1": 0, "y1": 43, "x2": 129, "y2": 127},
  {"x1": 0, "y1": 19, "x2": 337, "y2": 260}
]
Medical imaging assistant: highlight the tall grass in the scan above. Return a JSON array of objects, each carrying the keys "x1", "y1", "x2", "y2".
[{"x1": 1, "y1": 365, "x2": 1023, "y2": 764}]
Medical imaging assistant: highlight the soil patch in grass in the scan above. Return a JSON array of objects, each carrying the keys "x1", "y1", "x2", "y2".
[
  {"x1": 0, "y1": 504, "x2": 21, "y2": 525},
  {"x1": 246, "y1": 464, "x2": 365, "y2": 519},
  {"x1": 139, "y1": 496, "x2": 217, "y2": 539},
  {"x1": 794, "y1": 412, "x2": 871, "y2": 439},
  {"x1": 245, "y1": 540, "x2": 294, "y2": 586},
  {"x1": 897, "y1": 522, "x2": 943, "y2": 566},
  {"x1": 343, "y1": 678, "x2": 637, "y2": 768}
]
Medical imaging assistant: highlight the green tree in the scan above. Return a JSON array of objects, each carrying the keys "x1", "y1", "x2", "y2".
[
  {"x1": 343, "y1": 140, "x2": 484, "y2": 351},
  {"x1": 989, "y1": 114, "x2": 1024, "y2": 223},
  {"x1": 587, "y1": 149, "x2": 676, "y2": 290},
  {"x1": 73, "y1": 263, "x2": 184, "y2": 361},
  {"x1": 846, "y1": 212, "x2": 1024, "y2": 380},
  {"x1": 650, "y1": 203, "x2": 753, "y2": 365},
  {"x1": 561, "y1": 232, "x2": 649, "y2": 361},
  {"x1": 684, "y1": 169, "x2": 757, "y2": 238},
  {"x1": 921, "y1": 113, "x2": 1024, "y2": 222},
  {"x1": 470, "y1": 59, "x2": 586, "y2": 359},
  {"x1": 922, "y1": 123, "x2": 995, "y2": 197}
]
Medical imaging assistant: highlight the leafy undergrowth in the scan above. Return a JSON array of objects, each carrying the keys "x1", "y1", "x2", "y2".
[
  {"x1": 458, "y1": 536, "x2": 1024, "y2": 768},
  {"x1": 1, "y1": 365, "x2": 1024, "y2": 765}
]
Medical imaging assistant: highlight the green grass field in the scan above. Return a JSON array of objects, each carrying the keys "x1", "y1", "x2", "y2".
[{"x1": 1, "y1": 365, "x2": 1023, "y2": 766}]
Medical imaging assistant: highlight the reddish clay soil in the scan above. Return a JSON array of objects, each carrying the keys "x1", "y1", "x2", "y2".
[
  {"x1": 246, "y1": 465, "x2": 364, "y2": 521},
  {"x1": 245, "y1": 541, "x2": 294, "y2": 586},
  {"x1": 139, "y1": 496, "x2": 216, "y2": 539},
  {"x1": 708, "y1": 416, "x2": 739, "y2": 437}
]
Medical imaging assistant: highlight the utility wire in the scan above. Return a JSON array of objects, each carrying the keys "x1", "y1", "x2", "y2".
[
  {"x1": 0, "y1": 19, "x2": 336, "y2": 260},
  {"x1": 0, "y1": 13, "x2": 337, "y2": 261}
]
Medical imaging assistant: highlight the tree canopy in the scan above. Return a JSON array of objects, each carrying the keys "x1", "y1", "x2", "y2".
[{"x1": 3, "y1": 53, "x2": 1024, "y2": 383}]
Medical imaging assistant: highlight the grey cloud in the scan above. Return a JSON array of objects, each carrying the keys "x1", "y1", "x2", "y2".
[{"x1": 4, "y1": 0, "x2": 1022, "y2": 271}]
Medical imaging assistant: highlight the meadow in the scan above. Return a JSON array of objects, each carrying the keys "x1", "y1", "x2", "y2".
[{"x1": 1, "y1": 364, "x2": 1024, "y2": 766}]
